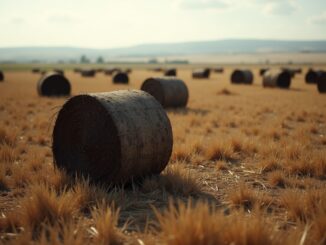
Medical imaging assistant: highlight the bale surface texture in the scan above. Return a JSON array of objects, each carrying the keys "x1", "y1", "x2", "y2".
[
  {"x1": 317, "y1": 72, "x2": 326, "y2": 93},
  {"x1": 52, "y1": 90, "x2": 173, "y2": 184},
  {"x1": 141, "y1": 77, "x2": 188, "y2": 108},
  {"x1": 113, "y1": 72, "x2": 129, "y2": 84},
  {"x1": 263, "y1": 70, "x2": 291, "y2": 89},
  {"x1": 37, "y1": 72, "x2": 71, "y2": 96},
  {"x1": 231, "y1": 70, "x2": 253, "y2": 84}
]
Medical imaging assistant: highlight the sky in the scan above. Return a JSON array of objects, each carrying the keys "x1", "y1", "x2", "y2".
[{"x1": 0, "y1": 0, "x2": 326, "y2": 49}]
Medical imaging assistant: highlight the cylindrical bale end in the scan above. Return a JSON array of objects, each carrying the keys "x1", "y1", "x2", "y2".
[
  {"x1": 192, "y1": 68, "x2": 210, "y2": 79},
  {"x1": 164, "y1": 69, "x2": 177, "y2": 77},
  {"x1": 231, "y1": 69, "x2": 253, "y2": 84},
  {"x1": 305, "y1": 69, "x2": 319, "y2": 84},
  {"x1": 317, "y1": 72, "x2": 326, "y2": 93},
  {"x1": 0, "y1": 71, "x2": 4, "y2": 81},
  {"x1": 37, "y1": 72, "x2": 71, "y2": 96},
  {"x1": 81, "y1": 69, "x2": 96, "y2": 77},
  {"x1": 113, "y1": 72, "x2": 129, "y2": 84},
  {"x1": 263, "y1": 70, "x2": 291, "y2": 89},
  {"x1": 141, "y1": 77, "x2": 189, "y2": 108},
  {"x1": 52, "y1": 90, "x2": 173, "y2": 184}
]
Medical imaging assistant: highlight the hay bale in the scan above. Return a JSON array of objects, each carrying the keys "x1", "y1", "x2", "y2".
[
  {"x1": 281, "y1": 68, "x2": 296, "y2": 78},
  {"x1": 104, "y1": 68, "x2": 121, "y2": 76},
  {"x1": 113, "y1": 72, "x2": 129, "y2": 84},
  {"x1": 141, "y1": 77, "x2": 188, "y2": 108},
  {"x1": 32, "y1": 68, "x2": 41, "y2": 73},
  {"x1": 52, "y1": 90, "x2": 173, "y2": 184},
  {"x1": 53, "y1": 69, "x2": 64, "y2": 76},
  {"x1": 153, "y1": 68, "x2": 163, "y2": 72},
  {"x1": 37, "y1": 72, "x2": 71, "y2": 96},
  {"x1": 125, "y1": 68, "x2": 132, "y2": 74},
  {"x1": 260, "y1": 68, "x2": 269, "y2": 76},
  {"x1": 263, "y1": 70, "x2": 291, "y2": 89},
  {"x1": 81, "y1": 69, "x2": 96, "y2": 77},
  {"x1": 74, "y1": 68, "x2": 81, "y2": 73},
  {"x1": 213, "y1": 67, "x2": 224, "y2": 73},
  {"x1": 305, "y1": 69, "x2": 324, "y2": 84},
  {"x1": 164, "y1": 68, "x2": 177, "y2": 77},
  {"x1": 317, "y1": 71, "x2": 326, "y2": 93},
  {"x1": 192, "y1": 68, "x2": 210, "y2": 79},
  {"x1": 0, "y1": 71, "x2": 4, "y2": 81},
  {"x1": 231, "y1": 69, "x2": 253, "y2": 84}
]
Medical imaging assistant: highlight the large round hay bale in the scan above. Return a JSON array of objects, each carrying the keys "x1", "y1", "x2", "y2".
[
  {"x1": 317, "y1": 72, "x2": 326, "y2": 93},
  {"x1": 0, "y1": 71, "x2": 4, "y2": 81},
  {"x1": 52, "y1": 90, "x2": 173, "y2": 184},
  {"x1": 37, "y1": 72, "x2": 71, "y2": 96},
  {"x1": 260, "y1": 68, "x2": 269, "y2": 76},
  {"x1": 213, "y1": 67, "x2": 224, "y2": 73},
  {"x1": 263, "y1": 70, "x2": 291, "y2": 89},
  {"x1": 231, "y1": 69, "x2": 253, "y2": 84},
  {"x1": 305, "y1": 69, "x2": 324, "y2": 84},
  {"x1": 164, "y1": 68, "x2": 177, "y2": 77},
  {"x1": 192, "y1": 68, "x2": 210, "y2": 79},
  {"x1": 113, "y1": 72, "x2": 129, "y2": 84},
  {"x1": 141, "y1": 77, "x2": 188, "y2": 108},
  {"x1": 32, "y1": 68, "x2": 41, "y2": 73},
  {"x1": 53, "y1": 69, "x2": 64, "y2": 76},
  {"x1": 81, "y1": 69, "x2": 96, "y2": 77}
]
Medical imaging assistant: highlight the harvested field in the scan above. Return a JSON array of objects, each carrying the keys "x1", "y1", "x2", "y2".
[{"x1": 0, "y1": 65, "x2": 325, "y2": 244}]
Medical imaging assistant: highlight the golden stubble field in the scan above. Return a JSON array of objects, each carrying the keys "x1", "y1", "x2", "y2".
[{"x1": 0, "y1": 66, "x2": 325, "y2": 244}]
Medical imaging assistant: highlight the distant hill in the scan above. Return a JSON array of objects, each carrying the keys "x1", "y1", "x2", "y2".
[{"x1": 0, "y1": 39, "x2": 326, "y2": 62}]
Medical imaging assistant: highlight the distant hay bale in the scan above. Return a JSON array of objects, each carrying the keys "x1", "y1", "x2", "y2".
[
  {"x1": 305, "y1": 69, "x2": 324, "y2": 84},
  {"x1": 32, "y1": 68, "x2": 41, "y2": 73},
  {"x1": 260, "y1": 68, "x2": 269, "y2": 76},
  {"x1": 81, "y1": 69, "x2": 96, "y2": 77},
  {"x1": 141, "y1": 77, "x2": 188, "y2": 108},
  {"x1": 37, "y1": 72, "x2": 71, "y2": 96},
  {"x1": 213, "y1": 67, "x2": 224, "y2": 73},
  {"x1": 104, "y1": 68, "x2": 121, "y2": 76},
  {"x1": 231, "y1": 69, "x2": 253, "y2": 84},
  {"x1": 263, "y1": 70, "x2": 291, "y2": 89},
  {"x1": 192, "y1": 68, "x2": 210, "y2": 79},
  {"x1": 73, "y1": 68, "x2": 82, "y2": 73},
  {"x1": 52, "y1": 90, "x2": 173, "y2": 184},
  {"x1": 317, "y1": 71, "x2": 326, "y2": 93},
  {"x1": 113, "y1": 72, "x2": 129, "y2": 84},
  {"x1": 153, "y1": 68, "x2": 163, "y2": 72},
  {"x1": 125, "y1": 68, "x2": 132, "y2": 74},
  {"x1": 281, "y1": 68, "x2": 296, "y2": 78},
  {"x1": 53, "y1": 69, "x2": 64, "y2": 76},
  {"x1": 164, "y1": 68, "x2": 177, "y2": 77},
  {"x1": 0, "y1": 71, "x2": 4, "y2": 81}
]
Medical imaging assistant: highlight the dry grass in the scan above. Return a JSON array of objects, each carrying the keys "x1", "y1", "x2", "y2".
[{"x1": 0, "y1": 66, "x2": 325, "y2": 244}]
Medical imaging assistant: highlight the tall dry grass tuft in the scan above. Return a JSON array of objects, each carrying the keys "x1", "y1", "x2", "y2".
[
  {"x1": 89, "y1": 203, "x2": 124, "y2": 245},
  {"x1": 154, "y1": 200, "x2": 275, "y2": 245},
  {"x1": 205, "y1": 141, "x2": 234, "y2": 161}
]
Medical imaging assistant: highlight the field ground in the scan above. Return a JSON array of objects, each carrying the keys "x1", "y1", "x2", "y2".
[{"x1": 0, "y1": 65, "x2": 325, "y2": 244}]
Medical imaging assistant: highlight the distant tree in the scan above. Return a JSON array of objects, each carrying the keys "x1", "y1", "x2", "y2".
[
  {"x1": 80, "y1": 55, "x2": 90, "y2": 64},
  {"x1": 96, "y1": 56, "x2": 104, "y2": 64}
]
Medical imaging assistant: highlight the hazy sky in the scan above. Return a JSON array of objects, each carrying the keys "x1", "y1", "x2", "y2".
[{"x1": 0, "y1": 0, "x2": 325, "y2": 48}]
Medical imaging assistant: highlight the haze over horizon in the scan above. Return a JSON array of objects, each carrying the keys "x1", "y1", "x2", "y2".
[{"x1": 1, "y1": 0, "x2": 326, "y2": 49}]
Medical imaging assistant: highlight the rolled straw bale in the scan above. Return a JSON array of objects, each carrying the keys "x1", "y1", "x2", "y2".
[
  {"x1": 213, "y1": 67, "x2": 224, "y2": 73},
  {"x1": 317, "y1": 71, "x2": 326, "y2": 93},
  {"x1": 141, "y1": 77, "x2": 188, "y2": 108},
  {"x1": 81, "y1": 69, "x2": 96, "y2": 77},
  {"x1": 113, "y1": 72, "x2": 129, "y2": 84},
  {"x1": 52, "y1": 90, "x2": 173, "y2": 184},
  {"x1": 231, "y1": 69, "x2": 253, "y2": 84},
  {"x1": 263, "y1": 70, "x2": 291, "y2": 89},
  {"x1": 164, "y1": 68, "x2": 177, "y2": 77},
  {"x1": 37, "y1": 72, "x2": 71, "y2": 96},
  {"x1": 0, "y1": 71, "x2": 4, "y2": 81},
  {"x1": 305, "y1": 69, "x2": 324, "y2": 84},
  {"x1": 192, "y1": 68, "x2": 210, "y2": 79},
  {"x1": 260, "y1": 68, "x2": 269, "y2": 76},
  {"x1": 32, "y1": 68, "x2": 41, "y2": 73},
  {"x1": 74, "y1": 68, "x2": 82, "y2": 73},
  {"x1": 53, "y1": 69, "x2": 64, "y2": 76},
  {"x1": 282, "y1": 68, "x2": 296, "y2": 78}
]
